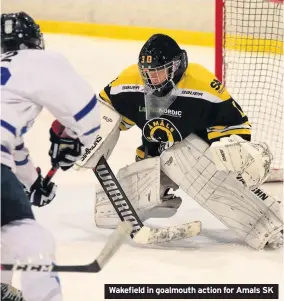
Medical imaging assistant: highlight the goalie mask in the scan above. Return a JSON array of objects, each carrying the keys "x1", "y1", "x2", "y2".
[
  {"x1": 1, "y1": 12, "x2": 44, "y2": 53},
  {"x1": 138, "y1": 34, "x2": 188, "y2": 120}
]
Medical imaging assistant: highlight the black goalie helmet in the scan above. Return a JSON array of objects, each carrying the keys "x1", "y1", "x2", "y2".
[
  {"x1": 1, "y1": 12, "x2": 44, "y2": 53},
  {"x1": 138, "y1": 34, "x2": 188, "y2": 95},
  {"x1": 138, "y1": 34, "x2": 188, "y2": 120}
]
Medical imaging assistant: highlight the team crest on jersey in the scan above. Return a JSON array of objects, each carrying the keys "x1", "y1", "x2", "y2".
[{"x1": 143, "y1": 118, "x2": 182, "y2": 152}]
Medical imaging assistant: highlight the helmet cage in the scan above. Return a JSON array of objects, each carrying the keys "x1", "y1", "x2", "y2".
[{"x1": 139, "y1": 57, "x2": 181, "y2": 92}]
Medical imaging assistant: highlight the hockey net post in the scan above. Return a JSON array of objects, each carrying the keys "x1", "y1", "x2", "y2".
[{"x1": 215, "y1": 0, "x2": 284, "y2": 182}]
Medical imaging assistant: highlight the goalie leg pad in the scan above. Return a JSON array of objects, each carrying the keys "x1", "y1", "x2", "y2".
[
  {"x1": 160, "y1": 134, "x2": 283, "y2": 250},
  {"x1": 95, "y1": 157, "x2": 182, "y2": 228},
  {"x1": 95, "y1": 157, "x2": 161, "y2": 228}
]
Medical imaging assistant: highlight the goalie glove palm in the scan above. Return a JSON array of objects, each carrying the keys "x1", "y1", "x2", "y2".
[{"x1": 210, "y1": 135, "x2": 273, "y2": 188}]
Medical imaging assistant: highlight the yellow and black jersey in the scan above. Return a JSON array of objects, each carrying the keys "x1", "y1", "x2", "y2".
[{"x1": 99, "y1": 63, "x2": 251, "y2": 157}]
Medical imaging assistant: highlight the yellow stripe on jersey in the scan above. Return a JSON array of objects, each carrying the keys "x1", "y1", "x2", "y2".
[
  {"x1": 178, "y1": 63, "x2": 232, "y2": 102},
  {"x1": 120, "y1": 116, "x2": 136, "y2": 131},
  {"x1": 208, "y1": 128, "x2": 251, "y2": 140},
  {"x1": 207, "y1": 121, "x2": 251, "y2": 140},
  {"x1": 207, "y1": 121, "x2": 251, "y2": 132},
  {"x1": 119, "y1": 123, "x2": 128, "y2": 131},
  {"x1": 99, "y1": 90, "x2": 112, "y2": 105},
  {"x1": 136, "y1": 148, "x2": 145, "y2": 160},
  {"x1": 122, "y1": 116, "x2": 135, "y2": 126}
]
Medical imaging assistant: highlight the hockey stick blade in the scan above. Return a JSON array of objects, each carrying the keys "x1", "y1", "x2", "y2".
[
  {"x1": 133, "y1": 221, "x2": 201, "y2": 244},
  {"x1": 95, "y1": 157, "x2": 202, "y2": 244},
  {"x1": 1, "y1": 221, "x2": 132, "y2": 273}
]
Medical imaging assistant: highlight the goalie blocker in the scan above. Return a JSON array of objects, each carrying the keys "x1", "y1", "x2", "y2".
[
  {"x1": 73, "y1": 99, "x2": 121, "y2": 171},
  {"x1": 75, "y1": 101, "x2": 283, "y2": 250}
]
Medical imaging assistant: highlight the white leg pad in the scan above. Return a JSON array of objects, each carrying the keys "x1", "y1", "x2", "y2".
[{"x1": 160, "y1": 134, "x2": 283, "y2": 250}]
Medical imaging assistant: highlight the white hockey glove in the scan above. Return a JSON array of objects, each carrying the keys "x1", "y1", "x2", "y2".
[{"x1": 210, "y1": 135, "x2": 273, "y2": 188}]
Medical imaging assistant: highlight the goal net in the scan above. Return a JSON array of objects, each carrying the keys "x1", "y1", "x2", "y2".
[{"x1": 215, "y1": 0, "x2": 284, "y2": 181}]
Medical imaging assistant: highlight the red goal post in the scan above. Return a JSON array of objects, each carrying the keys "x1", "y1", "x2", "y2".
[{"x1": 215, "y1": 0, "x2": 284, "y2": 182}]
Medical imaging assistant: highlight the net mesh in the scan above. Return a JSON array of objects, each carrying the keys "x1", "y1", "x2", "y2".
[{"x1": 222, "y1": 0, "x2": 284, "y2": 176}]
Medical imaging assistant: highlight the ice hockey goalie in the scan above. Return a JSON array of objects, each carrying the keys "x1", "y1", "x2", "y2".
[{"x1": 75, "y1": 34, "x2": 283, "y2": 250}]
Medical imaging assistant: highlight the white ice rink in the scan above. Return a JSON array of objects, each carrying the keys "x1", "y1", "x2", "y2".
[{"x1": 20, "y1": 34, "x2": 283, "y2": 300}]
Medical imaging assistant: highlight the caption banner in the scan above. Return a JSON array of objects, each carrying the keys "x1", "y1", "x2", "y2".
[{"x1": 105, "y1": 284, "x2": 279, "y2": 299}]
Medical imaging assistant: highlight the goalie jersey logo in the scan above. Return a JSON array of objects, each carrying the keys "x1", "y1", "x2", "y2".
[{"x1": 143, "y1": 118, "x2": 182, "y2": 152}]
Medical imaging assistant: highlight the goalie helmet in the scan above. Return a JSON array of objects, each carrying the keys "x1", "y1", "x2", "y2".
[
  {"x1": 1, "y1": 12, "x2": 44, "y2": 53},
  {"x1": 138, "y1": 34, "x2": 188, "y2": 119},
  {"x1": 138, "y1": 34, "x2": 188, "y2": 95}
]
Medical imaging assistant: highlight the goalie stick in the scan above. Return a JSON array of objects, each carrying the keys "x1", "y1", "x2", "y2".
[{"x1": 1, "y1": 221, "x2": 131, "y2": 273}]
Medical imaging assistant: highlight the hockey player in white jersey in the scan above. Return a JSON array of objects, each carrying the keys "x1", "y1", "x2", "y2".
[
  {"x1": 1, "y1": 12, "x2": 100, "y2": 301},
  {"x1": 73, "y1": 34, "x2": 282, "y2": 250}
]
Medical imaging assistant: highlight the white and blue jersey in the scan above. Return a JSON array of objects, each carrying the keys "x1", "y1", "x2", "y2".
[{"x1": 1, "y1": 49, "x2": 100, "y2": 188}]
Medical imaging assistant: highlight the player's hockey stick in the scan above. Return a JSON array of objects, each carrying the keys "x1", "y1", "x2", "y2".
[
  {"x1": 1, "y1": 221, "x2": 131, "y2": 273},
  {"x1": 43, "y1": 166, "x2": 58, "y2": 186},
  {"x1": 43, "y1": 158, "x2": 201, "y2": 244},
  {"x1": 93, "y1": 156, "x2": 201, "y2": 244}
]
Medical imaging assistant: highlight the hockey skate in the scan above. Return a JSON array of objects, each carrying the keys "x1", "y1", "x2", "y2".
[{"x1": 1, "y1": 283, "x2": 25, "y2": 301}]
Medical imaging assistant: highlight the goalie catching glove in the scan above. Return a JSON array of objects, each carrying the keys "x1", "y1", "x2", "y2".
[{"x1": 210, "y1": 135, "x2": 273, "y2": 188}]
